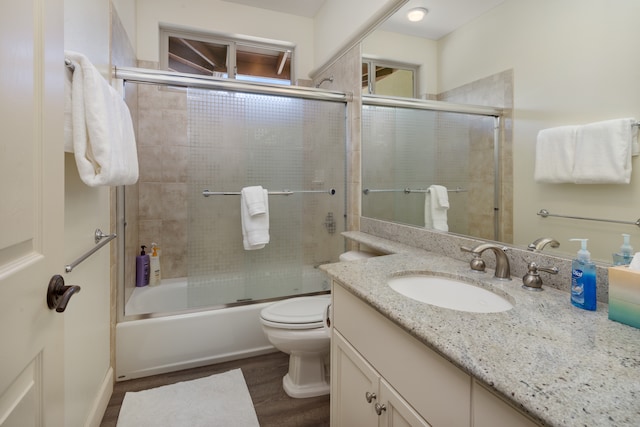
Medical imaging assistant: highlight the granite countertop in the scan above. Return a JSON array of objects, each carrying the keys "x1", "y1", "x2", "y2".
[{"x1": 321, "y1": 233, "x2": 640, "y2": 427}]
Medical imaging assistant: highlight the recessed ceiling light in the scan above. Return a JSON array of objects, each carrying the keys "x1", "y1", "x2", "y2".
[{"x1": 407, "y1": 7, "x2": 428, "y2": 22}]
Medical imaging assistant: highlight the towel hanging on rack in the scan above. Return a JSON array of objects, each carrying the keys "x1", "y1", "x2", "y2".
[
  {"x1": 241, "y1": 187, "x2": 270, "y2": 250},
  {"x1": 65, "y1": 51, "x2": 139, "y2": 186}
]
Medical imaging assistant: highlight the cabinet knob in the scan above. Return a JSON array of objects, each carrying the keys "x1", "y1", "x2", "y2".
[
  {"x1": 375, "y1": 402, "x2": 387, "y2": 415},
  {"x1": 365, "y1": 391, "x2": 376, "y2": 403}
]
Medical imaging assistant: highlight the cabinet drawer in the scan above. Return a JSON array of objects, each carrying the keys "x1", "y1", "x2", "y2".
[{"x1": 333, "y1": 283, "x2": 471, "y2": 427}]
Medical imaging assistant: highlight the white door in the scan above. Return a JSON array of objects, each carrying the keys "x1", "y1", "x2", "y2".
[{"x1": 0, "y1": 0, "x2": 66, "y2": 425}]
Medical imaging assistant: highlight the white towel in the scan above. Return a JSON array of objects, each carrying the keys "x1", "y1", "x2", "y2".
[
  {"x1": 572, "y1": 118, "x2": 635, "y2": 184},
  {"x1": 534, "y1": 125, "x2": 578, "y2": 183},
  {"x1": 242, "y1": 186, "x2": 267, "y2": 216},
  {"x1": 65, "y1": 50, "x2": 139, "y2": 186},
  {"x1": 241, "y1": 188, "x2": 270, "y2": 250},
  {"x1": 424, "y1": 185, "x2": 449, "y2": 232}
]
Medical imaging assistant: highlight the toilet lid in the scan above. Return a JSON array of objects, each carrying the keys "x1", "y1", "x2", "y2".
[{"x1": 260, "y1": 295, "x2": 330, "y2": 329}]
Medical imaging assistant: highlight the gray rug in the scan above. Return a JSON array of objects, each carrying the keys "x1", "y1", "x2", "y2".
[{"x1": 117, "y1": 368, "x2": 260, "y2": 426}]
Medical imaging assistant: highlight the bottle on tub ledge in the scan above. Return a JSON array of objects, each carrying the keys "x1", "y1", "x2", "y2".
[
  {"x1": 569, "y1": 238, "x2": 597, "y2": 311},
  {"x1": 136, "y1": 245, "x2": 150, "y2": 287},
  {"x1": 149, "y1": 242, "x2": 162, "y2": 286}
]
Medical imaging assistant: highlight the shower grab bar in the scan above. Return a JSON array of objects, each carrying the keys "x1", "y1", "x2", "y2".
[
  {"x1": 537, "y1": 209, "x2": 640, "y2": 228},
  {"x1": 363, "y1": 187, "x2": 466, "y2": 195},
  {"x1": 65, "y1": 229, "x2": 117, "y2": 273},
  {"x1": 202, "y1": 189, "x2": 336, "y2": 197}
]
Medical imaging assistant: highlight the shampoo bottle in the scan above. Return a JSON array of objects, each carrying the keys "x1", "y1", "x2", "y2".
[
  {"x1": 149, "y1": 242, "x2": 161, "y2": 286},
  {"x1": 613, "y1": 234, "x2": 634, "y2": 265},
  {"x1": 136, "y1": 245, "x2": 150, "y2": 287},
  {"x1": 569, "y1": 239, "x2": 597, "y2": 311}
]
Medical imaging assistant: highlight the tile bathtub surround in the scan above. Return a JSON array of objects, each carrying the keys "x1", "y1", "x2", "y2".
[{"x1": 321, "y1": 250, "x2": 640, "y2": 427}]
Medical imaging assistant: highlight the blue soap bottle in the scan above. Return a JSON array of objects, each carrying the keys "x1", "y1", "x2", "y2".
[
  {"x1": 569, "y1": 239, "x2": 597, "y2": 311},
  {"x1": 136, "y1": 245, "x2": 150, "y2": 287}
]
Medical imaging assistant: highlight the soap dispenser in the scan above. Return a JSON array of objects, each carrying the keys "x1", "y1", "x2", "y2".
[
  {"x1": 613, "y1": 234, "x2": 634, "y2": 265},
  {"x1": 569, "y1": 239, "x2": 597, "y2": 311},
  {"x1": 136, "y1": 245, "x2": 150, "y2": 287},
  {"x1": 149, "y1": 243, "x2": 161, "y2": 286}
]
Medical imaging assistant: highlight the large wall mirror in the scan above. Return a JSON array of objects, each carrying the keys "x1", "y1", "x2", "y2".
[{"x1": 360, "y1": 0, "x2": 640, "y2": 263}]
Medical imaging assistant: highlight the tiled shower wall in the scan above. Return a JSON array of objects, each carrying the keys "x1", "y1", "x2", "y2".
[
  {"x1": 127, "y1": 63, "x2": 345, "y2": 298},
  {"x1": 134, "y1": 61, "x2": 189, "y2": 281},
  {"x1": 439, "y1": 70, "x2": 514, "y2": 243}
]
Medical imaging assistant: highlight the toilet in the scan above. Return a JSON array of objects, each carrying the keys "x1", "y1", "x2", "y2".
[
  {"x1": 259, "y1": 251, "x2": 377, "y2": 398},
  {"x1": 260, "y1": 294, "x2": 332, "y2": 398}
]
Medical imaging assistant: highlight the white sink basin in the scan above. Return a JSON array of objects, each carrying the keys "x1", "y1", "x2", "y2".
[{"x1": 387, "y1": 275, "x2": 513, "y2": 313}]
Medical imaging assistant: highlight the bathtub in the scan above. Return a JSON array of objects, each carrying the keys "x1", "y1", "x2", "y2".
[{"x1": 116, "y1": 270, "x2": 330, "y2": 381}]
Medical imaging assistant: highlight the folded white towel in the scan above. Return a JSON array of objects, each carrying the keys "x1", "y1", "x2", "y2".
[
  {"x1": 424, "y1": 185, "x2": 449, "y2": 231},
  {"x1": 572, "y1": 118, "x2": 635, "y2": 184},
  {"x1": 65, "y1": 50, "x2": 139, "y2": 186},
  {"x1": 534, "y1": 125, "x2": 578, "y2": 183},
  {"x1": 64, "y1": 65, "x2": 74, "y2": 153},
  {"x1": 241, "y1": 188, "x2": 270, "y2": 250},
  {"x1": 242, "y1": 186, "x2": 267, "y2": 216}
]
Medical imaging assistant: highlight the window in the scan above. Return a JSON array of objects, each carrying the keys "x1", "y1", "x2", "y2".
[
  {"x1": 160, "y1": 27, "x2": 295, "y2": 85},
  {"x1": 362, "y1": 58, "x2": 417, "y2": 98}
]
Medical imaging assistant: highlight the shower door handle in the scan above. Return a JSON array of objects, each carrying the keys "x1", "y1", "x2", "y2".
[{"x1": 46, "y1": 275, "x2": 81, "y2": 313}]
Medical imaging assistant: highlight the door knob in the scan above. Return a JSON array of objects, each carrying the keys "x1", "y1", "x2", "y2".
[{"x1": 46, "y1": 275, "x2": 81, "y2": 313}]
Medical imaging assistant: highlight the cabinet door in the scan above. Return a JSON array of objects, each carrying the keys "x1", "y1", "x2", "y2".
[
  {"x1": 472, "y1": 380, "x2": 540, "y2": 427},
  {"x1": 332, "y1": 332, "x2": 379, "y2": 427},
  {"x1": 379, "y1": 378, "x2": 431, "y2": 427}
]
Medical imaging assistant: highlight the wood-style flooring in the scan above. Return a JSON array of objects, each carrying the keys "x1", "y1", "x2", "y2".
[{"x1": 100, "y1": 351, "x2": 330, "y2": 427}]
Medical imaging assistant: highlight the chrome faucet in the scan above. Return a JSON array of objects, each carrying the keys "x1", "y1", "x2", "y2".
[
  {"x1": 527, "y1": 237, "x2": 560, "y2": 252},
  {"x1": 461, "y1": 243, "x2": 511, "y2": 280}
]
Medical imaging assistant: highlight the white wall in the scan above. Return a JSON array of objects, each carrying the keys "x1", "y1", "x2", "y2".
[
  {"x1": 63, "y1": 0, "x2": 113, "y2": 425},
  {"x1": 362, "y1": 30, "x2": 438, "y2": 98},
  {"x1": 438, "y1": 0, "x2": 640, "y2": 261},
  {"x1": 112, "y1": 0, "x2": 137, "y2": 52},
  {"x1": 313, "y1": 0, "x2": 405, "y2": 69},
  {"x1": 135, "y1": 0, "x2": 314, "y2": 79}
]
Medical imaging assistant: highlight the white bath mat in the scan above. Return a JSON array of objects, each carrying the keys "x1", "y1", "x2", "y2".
[{"x1": 116, "y1": 368, "x2": 260, "y2": 427}]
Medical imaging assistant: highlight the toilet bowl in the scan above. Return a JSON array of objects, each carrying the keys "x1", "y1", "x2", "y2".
[
  {"x1": 260, "y1": 295, "x2": 332, "y2": 398},
  {"x1": 339, "y1": 250, "x2": 377, "y2": 261}
]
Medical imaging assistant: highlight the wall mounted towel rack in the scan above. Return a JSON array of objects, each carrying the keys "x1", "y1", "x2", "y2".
[
  {"x1": 202, "y1": 189, "x2": 336, "y2": 197},
  {"x1": 65, "y1": 229, "x2": 117, "y2": 273},
  {"x1": 363, "y1": 187, "x2": 466, "y2": 195},
  {"x1": 65, "y1": 58, "x2": 75, "y2": 71},
  {"x1": 537, "y1": 209, "x2": 640, "y2": 228}
]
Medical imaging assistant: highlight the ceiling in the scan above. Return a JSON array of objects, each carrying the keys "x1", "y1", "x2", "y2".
[{"x1": 221, "y1": 0, "x2": 506, "y2": 40}]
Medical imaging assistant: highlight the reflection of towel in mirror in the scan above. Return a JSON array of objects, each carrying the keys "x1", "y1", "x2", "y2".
[
  {"x1": 241, "y1": 187, "x2": 270, "y2": 250},
  {"x1": 572, "y1": 118, "x2": 635, "y2": 184},
  {"x1": 424, "y1": 185, "x2": 449, "y2": 231},
  {"x1": 534, "y1": 125, "x2": 578, "y2": 183}
]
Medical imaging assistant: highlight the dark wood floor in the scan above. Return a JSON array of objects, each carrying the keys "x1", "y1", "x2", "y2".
[{"x1": 100, "y1": 351, "x2": 330, "y2": 427}]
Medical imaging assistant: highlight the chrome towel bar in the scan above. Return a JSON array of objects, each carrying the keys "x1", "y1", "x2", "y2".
[
  {"x1": 363, "y1": 187, "x2": 466, "y2": 195},
  {"x1": 537, "y1": 209, "x2": 640, "y2": 228},
  {"x1": 202, "y1": 189, "x2": 336, "y2": 197},
  {"x1": 65, "y1": 229, "x2": 117, "y2": 273}
]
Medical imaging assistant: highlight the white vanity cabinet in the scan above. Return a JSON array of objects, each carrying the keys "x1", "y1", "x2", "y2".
[
  {"x1": 331, "y1": 282, "x2": 541, "y2": 427},
  {"x1": 332, "y1": 331, "x2": 430, "y2": 426}
]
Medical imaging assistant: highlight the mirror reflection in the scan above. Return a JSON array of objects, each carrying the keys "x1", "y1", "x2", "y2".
[{"x1": 360, "y1": 0, "x2": 640, "y2": 262}]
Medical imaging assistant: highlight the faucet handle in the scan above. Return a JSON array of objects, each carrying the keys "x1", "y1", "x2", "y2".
[
  {"x1": 460, "y1": 246, "x2": 486, "y2": 273},
  {"x1": 522, "y1": 262, "x2": 558, "y2": 291}
]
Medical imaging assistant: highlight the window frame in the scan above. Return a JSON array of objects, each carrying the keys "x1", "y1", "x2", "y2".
[
  {"x1": 362, "y1": 57, "x2": 418, "y2": 98},
  {"x1": 160, "y1": 25, "x2": 296, "y2": 84}
]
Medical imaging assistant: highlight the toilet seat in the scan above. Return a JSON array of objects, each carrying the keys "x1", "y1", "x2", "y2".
[{"x1": 260, "y1": 295, "x2": 330, "y2": 330}]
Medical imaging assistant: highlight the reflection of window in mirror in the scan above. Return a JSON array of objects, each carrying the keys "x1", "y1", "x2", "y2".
[
  {"x1": 362, "y1": 58, "x2": 417, "y2": 97},
  {"x1": 160, "y1": 27, "x2": 294, "y2": 85}
]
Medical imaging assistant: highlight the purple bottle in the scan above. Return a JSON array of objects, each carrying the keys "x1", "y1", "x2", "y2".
[{"x1": 136, "y1": 245, "x2": 150, "y2": 287}]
